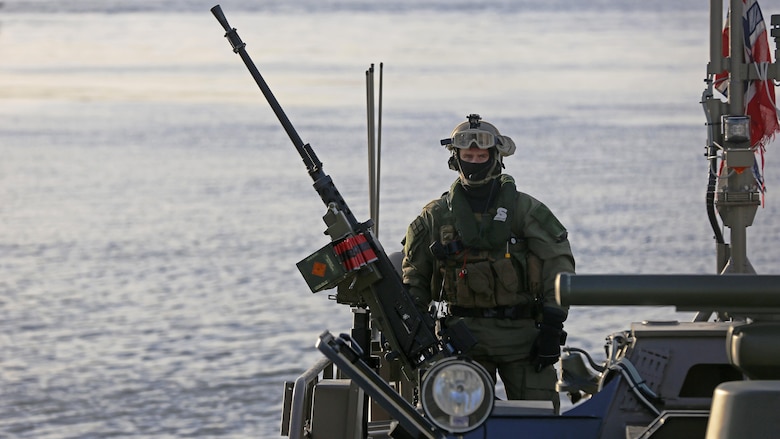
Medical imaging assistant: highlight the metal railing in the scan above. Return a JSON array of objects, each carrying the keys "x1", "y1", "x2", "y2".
[{"x1": 281, "y1": 357, "x2": 335, "y2": 439}]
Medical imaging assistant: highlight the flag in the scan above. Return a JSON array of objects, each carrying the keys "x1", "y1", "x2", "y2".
[{"x1": 715, "y1": 0, "x2": 779, "y2": 201}]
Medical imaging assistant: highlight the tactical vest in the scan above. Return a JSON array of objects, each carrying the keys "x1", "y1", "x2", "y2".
[{"x1": 434, "y1": 183, "x2": 543, "y2": 310}]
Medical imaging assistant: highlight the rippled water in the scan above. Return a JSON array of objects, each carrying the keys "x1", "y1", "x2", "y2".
[{"x1": 1, "y1": 1, "x2": 779, "y2": 438}]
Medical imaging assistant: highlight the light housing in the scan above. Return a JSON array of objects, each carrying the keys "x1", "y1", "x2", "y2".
[
  {"x1": 722, "y1": 115, "x2": 751, "y2": 144},
  {"x1": 420, "y1": 357, "x2": 494, "y2": 433}
]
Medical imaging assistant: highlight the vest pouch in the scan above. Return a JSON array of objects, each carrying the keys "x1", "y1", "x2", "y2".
[
  {"x1": 493, "y1": 257, "x2": 522, "y2": 306},
  {"x1": 456, "y1": 261, "x2": 496, "y2": 308},
  {"x1": 506, "y1": 249, "x2": 539, "y2": 308},
  {"x1": 442, "y1": 265, "x2": 474, "y2": 307}
]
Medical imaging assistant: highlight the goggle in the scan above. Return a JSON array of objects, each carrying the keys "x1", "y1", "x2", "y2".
[{"x1": 441, "y1": 130, "x2": 497, "y2": 149}]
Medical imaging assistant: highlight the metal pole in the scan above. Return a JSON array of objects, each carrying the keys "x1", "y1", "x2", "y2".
[
  {"x1": 728, "y1": 0, "x2": 745, "y2": 113},
  {"x1": 709, "y1": 0, "x2": 723, "y2": 75},
  {"x1": 375, "y1": 62, "x2": 383, "y2": 238},
  {"x1": 366, "y1": 65, "x2": 376, "y2": 233}
]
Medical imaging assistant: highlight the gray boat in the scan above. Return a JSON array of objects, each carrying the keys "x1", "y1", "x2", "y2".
[{"x1": 211, "y1": 1, "x2": 780, "y2": 437}]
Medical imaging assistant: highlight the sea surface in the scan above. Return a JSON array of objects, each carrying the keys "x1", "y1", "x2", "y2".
[{"x1": 1, "y1": 1, "x2": 779, "y2": 438}]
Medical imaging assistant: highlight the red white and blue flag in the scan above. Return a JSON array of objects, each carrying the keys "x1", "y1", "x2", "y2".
[{"x1": 715, "y1": 0, "x2": 779, "y2": 199}]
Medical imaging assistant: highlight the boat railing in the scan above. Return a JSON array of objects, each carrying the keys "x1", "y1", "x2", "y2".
[{"x1": 280, "y1": 357, "x2": 335, "y2": 439}]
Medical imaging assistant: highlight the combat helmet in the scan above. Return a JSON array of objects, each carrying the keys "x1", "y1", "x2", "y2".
[{"x1": 440, "y1": 114, "x2": 516, "y2": 186}]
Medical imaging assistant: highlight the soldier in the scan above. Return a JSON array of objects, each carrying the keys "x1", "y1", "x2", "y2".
[{"x1": 402, "y1": 114, "x2": 575, "y2": 412}]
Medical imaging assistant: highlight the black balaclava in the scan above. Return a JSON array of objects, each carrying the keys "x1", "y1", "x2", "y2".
[
  {"x1": 456, "y1": 148, "x2": 501, "y2": 187},
  {"x1": 457, "y1": 149, "x2": 501, "y2": 212}
]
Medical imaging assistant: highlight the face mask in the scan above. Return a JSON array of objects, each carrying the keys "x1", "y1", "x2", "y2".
[
  {"x1": 457, "y1": 149, "x2": 499, "y2": 186},
  {"x1": 459, "y1": 159, "x2": 493, "y2": 182}
]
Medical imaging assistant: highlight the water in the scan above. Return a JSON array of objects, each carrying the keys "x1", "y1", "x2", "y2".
[{"x1": 2, "y1": 1, "x2": 779, "y2": 438}]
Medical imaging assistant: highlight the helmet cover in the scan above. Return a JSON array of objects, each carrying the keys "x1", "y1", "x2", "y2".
[{"x1": 441, "y1": 114, "x2": 516, "y2": 186}]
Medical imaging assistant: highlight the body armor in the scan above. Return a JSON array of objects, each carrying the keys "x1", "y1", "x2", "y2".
[{"x1": 432, "y1": 194, "x2": 542, "y2": 314}]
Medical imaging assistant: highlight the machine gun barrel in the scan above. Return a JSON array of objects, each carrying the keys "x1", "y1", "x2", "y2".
[
  {"x1": 211, "y1": 5, "x2": 442, "y2": 373},
  {"x1": 210, "y1": 5, "x2": 355, "y2": 225},
  {"x1": 557, "y1": 273, "x2": 780, "y2": 311}
]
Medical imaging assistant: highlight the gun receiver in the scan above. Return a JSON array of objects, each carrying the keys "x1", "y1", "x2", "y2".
[{"x1": 211, "y1": 5, "x2": 444, "y2": 377}]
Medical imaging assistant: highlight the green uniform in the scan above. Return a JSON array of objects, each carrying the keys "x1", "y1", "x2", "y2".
[{"x1": 402, "y1": 175, "x2": 575, "y2": 411}]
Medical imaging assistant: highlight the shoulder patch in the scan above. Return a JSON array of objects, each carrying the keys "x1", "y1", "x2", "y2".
[
  {"x1": 531, "y1": 204, "x2": 568, "y2": 242},
  {"x1": 410, "y1": 216, "x2": 427, "y2": 236}
]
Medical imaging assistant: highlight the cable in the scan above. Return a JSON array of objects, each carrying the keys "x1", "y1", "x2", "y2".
[
  {"x1": 701, "y1": 78, "x2": 726, "y2": 245},
  {"x1": 607, "y1": 360, "x2": 661, "y2": 417},
  {"x1": 563, "y1": 347, "x2": 605, "y2": 373}
]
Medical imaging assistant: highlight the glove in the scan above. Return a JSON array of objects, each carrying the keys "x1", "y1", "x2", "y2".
[{"x1": 532, "y1": 307, "x2": 567, "y2": 372}]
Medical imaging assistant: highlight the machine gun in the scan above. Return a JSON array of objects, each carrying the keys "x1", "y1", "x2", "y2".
[{"x1": 210, "y1": 5, "x2": 469, "y2": 379}]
